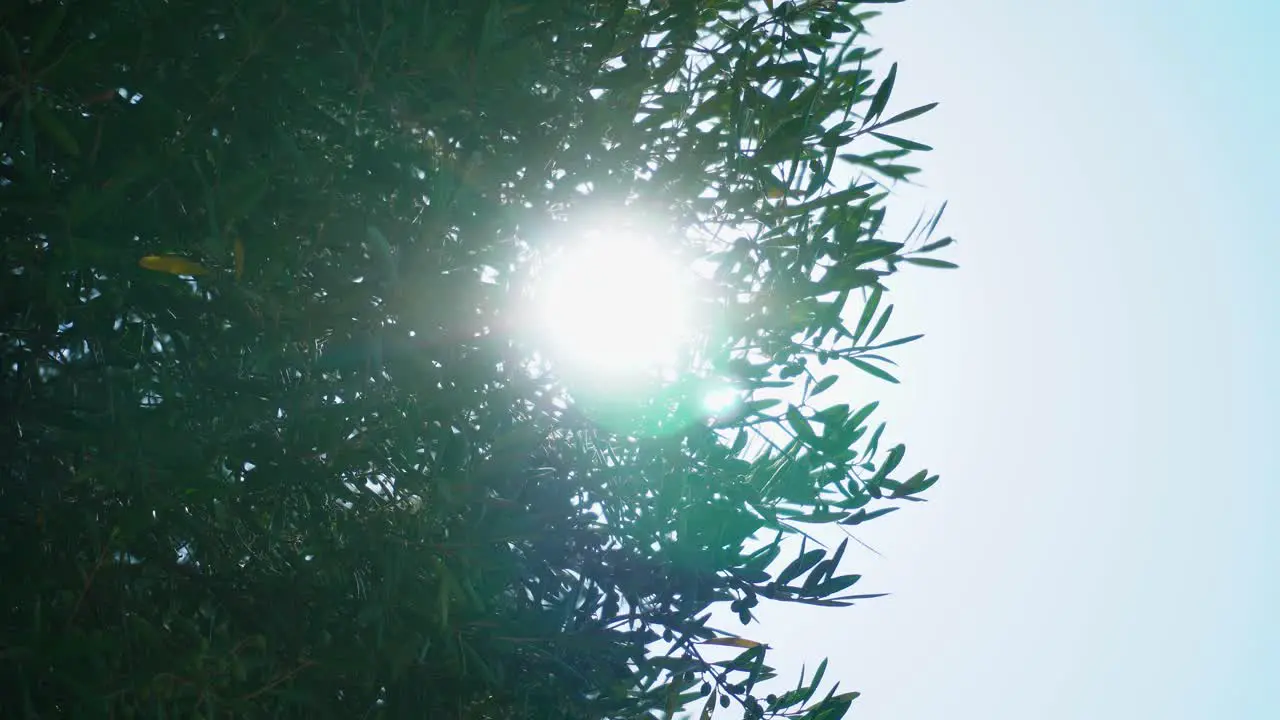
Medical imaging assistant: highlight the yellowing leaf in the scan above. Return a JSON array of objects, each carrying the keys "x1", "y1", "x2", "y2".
[
  {"x1": 139, "y1": 255, "x2": 209, "y2": 276},
  {"x1": 233, "y1": 238, "x2": 245, "y2": 281},
  {"x1": 700, "y1": 637, "x2": 764, "y2": 649},
  {"x1": 765, "y1": 187, "x2": 787, "y2": 200}
]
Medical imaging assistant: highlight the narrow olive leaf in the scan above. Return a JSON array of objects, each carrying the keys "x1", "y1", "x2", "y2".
[
  {"x1": 850, "y1": 286, "x2": 882, "y2": 346},
  {"x1": 827, "y1": 538, "x2": 849, "y2": 574},
  {"x1": 802, "y1": 559, "x2": 836, "y2": 591},
  {"x1": 871, "y1": 444, "x2": 906, "y2": 485},
  {"x1": 870, "y1": 131, "x2": 933, "y2": 152},
  {"x1": 875, "y1": 443, "x2": 906, "y2": 476},
  {"x1": 777, "y1": 548, "x2": 825, "y2": 586},
  {"x1": 701, "y1": 637, "x2": 765, "y2": 649},
  {"x1": 747, "y1": 398, "x2": 782, "y2": 412},
  {"x1": 872, "y1": 102, "x2": 939, "y2": 131},
  {"x1": 850, "y1": 358, "x2": 899, "y2": 384},
  {"x1": 856, "y1": 353, "x2": 898, "y2": 366},
  {"x1": 785, "y1": 405, "x2": 819, "y2": 444},
  {"x1": 879, "y1": 164, "x2": 922, "y2": 181},
  {"x1": 925, "y1": 200, "x2": 949, "y2": 239},
  {"x1": 846, "y1": 401, "x2": 878, "y2": 431},
  {"x1": 723, "y1": 644, "x2": 767, "y2": 672},
  {"x1": 892, "y1": 471, "x2": 940, "y2": 498},
  {"x1": 905, "y1": 257, "x2": 959, "y2": 269},
  {"x1": 233, "y1": 238, "x2": 245, "y2": 281},
  {"x1": 866, "y1": 303, "x2": 893, "y2": 344},
  {"x1": 839, "y1": 507, "x2": 898, "y2": 525},
  {"x1": 792, "y1": 510, "x2": 849, "y2": 524},
  {"x1": 812, "y1": 574, "x2": 862, "y2": 597},
  {"x1": 917, "y1": 236, "x2": 955, "y2": 253},
  {"x1": 830, "y1": 594, "x2": 890, "y2": 604},
  {"x1": 139, "y1": 256, "x2": 209, "y2": 276},
  {"x1": 782, "y1": 184, "x2": 871, "y2": 215},
  {"x1": 864, "y1": 422, "x2": 886, "y2": 460},
  {"x1": 824, "y1": 691, "x2": 862, "y2": 716},
  {"x1": 863, "y1": 62, "x2": 897, "y2": 126},
  {"x1": 811, "y1": 375, "x2": 838, "y2": 396},
  {"x1": 821, "y1": 266, "x2": 882, "y2": 294},
  {"x1": 701, "y1": 690, "x2": 717, "y2": 720},
  {"x1": 849, "y1": 240, "x2": 903, "y2": 267},
  {"x1": 858, "y1": 333, "x2": 924, "y2": 353}
]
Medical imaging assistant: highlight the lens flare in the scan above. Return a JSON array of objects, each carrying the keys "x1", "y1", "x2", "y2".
[{"x1": 534, "y1": 229, "x2": 696, "y2": 380}]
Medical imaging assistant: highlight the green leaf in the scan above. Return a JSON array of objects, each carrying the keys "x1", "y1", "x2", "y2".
[
  {"x1": 839, "y1": 507, "x2": 897, "y2": 526},
  {"x1": 782, "y1": 184, "x2": 873, "y2": 215},
  {"x1": 917, "y1": 236, "x2": 956, "y2": 253},
  {"x1": 872, "y1": 102, "x2": 939, "y2": 131},
  {"x1": 810, "y1": 375, "x2": 838, "y2": 397},
  {"x1": 847, "y1": 240, "x2": 902, "y2": 266},
  {"x1": 845, "y1": 402, "x2": 878, "y2": 432},
  {"x1": 891, "y1": 469, "x2": 939, "y2": 498},
  {"x1": 777, "y1": 549, "x2": 825, "y2": 586},
  {"x1": 924, "y1": 201, "x2": 949, "y2": 240},
  {"x1": 849, "y1": 358, "x2": 899, "y2": 384},
  {"x1": 700, "y1": 690, "x2": 718, "y2": 720},
  {"x1": 869, "y1": 132, "x2": 933, "y2": 152},
  {"x1": 871, "y1": 444, "x2": 906, "y2": 487},
  {"x1": 791, "y1": 510, "x2": 849, "y2": 524},
  {"x1": 743, "y1": 541, "x2": 783, "y2": 572},
  {"x1": 863, "y1": 62, "x2": 897, "y2": 125},
  {"x1": 857, "y1": 334, "x2": 924, "y2": 353},
  {"x1": 878, "y1": 164, "x2": 922, "y2": 181},
  {"x1": 906, "y1": 256, "x2": 959, "y2": 269},
  {"x1": 850, "y1": 287, "x2": 882, "y2": 346},
  {"x1": 747, "y1": 398, "x2": 782, "y2": 413},
  {"x1": 756, "y1": 115, "x2": 812, "y2": 166},
  {"x1": 786, "y1": 405, "x2": 818, "y2": 444},
  {"x1": 820, "y1": 267, "x2": 881, "y2": 293},
  {"x1": 866, "y1": 303, "x2": 893, "y2": 344},
  {"x1": 810, "y1": 574, "x2": 862, "y2": 597},
  {"x1": 864, "y1": 422, "x2": 887, "y2": 462}
]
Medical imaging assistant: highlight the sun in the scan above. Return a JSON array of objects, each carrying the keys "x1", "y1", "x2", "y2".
[{"x1": 532, "y1": 226, "x2": 698, "y2": 381}]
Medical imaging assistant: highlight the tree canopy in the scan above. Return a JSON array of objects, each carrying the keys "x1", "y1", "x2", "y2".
[{"x1": 0, "y1": 0, "x2": 955, "y2": 717}]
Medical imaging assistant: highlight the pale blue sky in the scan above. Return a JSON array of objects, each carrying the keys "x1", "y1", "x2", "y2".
[{"x1": 741, "y1": 1, "x2": 1278, "y2": 718}]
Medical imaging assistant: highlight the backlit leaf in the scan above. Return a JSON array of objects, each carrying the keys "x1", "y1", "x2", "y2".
[
  {"x1": 701, "y1": 637, "x2": 765, "y2": 649},
  {"x1": 850, "y1": 358, "x2": 899, "y2": 384},
  {"x1": 870, "y1": 132, "x2": 933, "y2": 152},
  {"x1": 139, "y1": 255, "x2": 209, "y2": 276},
  {"x1": 873, "y1": 102, "x2": 939, "y2": 131},
  {"x1": 234, "y1": 238, "x2": 245, "y2": 281},
  {"x1": 864, "y1": 62, "x2": 897, "y2": 125},
  {"x1": 906, "y1": 257, "x2": 960, "y2": 269}
]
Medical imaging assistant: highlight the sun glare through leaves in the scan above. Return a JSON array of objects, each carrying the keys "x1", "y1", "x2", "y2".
[{"x1": 532, "y1": 223, "x2": 698, "y2": 382}]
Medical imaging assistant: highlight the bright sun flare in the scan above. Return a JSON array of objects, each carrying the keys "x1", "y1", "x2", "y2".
[{"x1": 534, "y1": 229, "x2": 696, "y2": 379}]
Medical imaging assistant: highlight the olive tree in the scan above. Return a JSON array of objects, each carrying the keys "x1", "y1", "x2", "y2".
[{"x1": 0, "y1": 0, "x2": 954, "y2": 717}]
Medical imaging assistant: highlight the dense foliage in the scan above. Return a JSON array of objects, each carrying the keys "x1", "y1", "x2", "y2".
[{"x1": 0, "y1": 0, "x2": 955, "y2": 717}]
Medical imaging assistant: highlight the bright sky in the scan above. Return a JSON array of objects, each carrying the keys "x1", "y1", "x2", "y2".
[{"x1": 737, "y1": 1, "x2": 1278, "y2": 718}]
